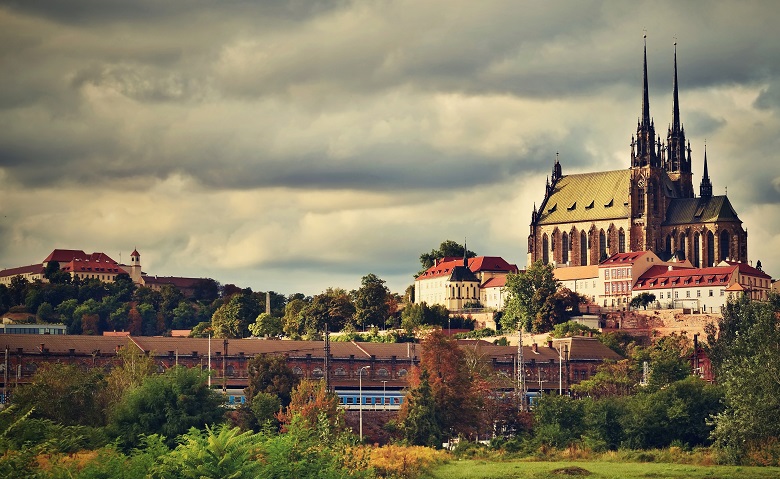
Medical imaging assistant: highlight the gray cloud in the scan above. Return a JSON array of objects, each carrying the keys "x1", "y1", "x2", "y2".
[{"x1": 1, "y1": 0, "x2": 779, "y2": 293}]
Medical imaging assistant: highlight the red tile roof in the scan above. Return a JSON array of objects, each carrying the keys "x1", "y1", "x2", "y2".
[
  {"x1": 0, "y1": 264, "x2": 44, "y2": 277},
  {"x1": 481, "y1": 276, "x2": 507, "y2": 288},
  {"x1": 634, "y1": 265, "x2": 734, "y2": 291},
  {"x1": 599, "y1": 251, "x2": 649, "y2": 266},
  {"x1": 417, "y1": 256, "x2": 518, "y2": 280},
  {"x1": 722, "y1": 261, "x2": 772, "y2": 279}
]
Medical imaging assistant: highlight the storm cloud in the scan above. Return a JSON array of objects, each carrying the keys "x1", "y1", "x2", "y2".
[{"x1": 1, "y1": 0, "x2": 779, "y2": 295}]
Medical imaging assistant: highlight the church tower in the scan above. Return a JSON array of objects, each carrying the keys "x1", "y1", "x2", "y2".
[
  {"x1": 699, "y1": 145, "x2": 713, "y2": 198},
  {"x1": 631, "y1": 36, "x2": 660, "y2": 169},
  {"x1": 129, "y1": 248, "x2": 142, "y2": 283},
  {"x1": 665, "y1": 43, "x2": 694, "y2": 198}
]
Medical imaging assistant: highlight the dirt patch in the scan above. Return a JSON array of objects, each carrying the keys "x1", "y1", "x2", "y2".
[{"x1": 550, "y1": 466, "x2": 592, "y2": 476}]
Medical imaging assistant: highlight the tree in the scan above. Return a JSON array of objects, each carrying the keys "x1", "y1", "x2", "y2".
[
  {"x1": 630, "y1": 292, "x2": 656, "y2": 310},
  {"x1": 248, "y1": 312, "x2": 284, "y2": 337},
  {"x1": 532, "y1": 393, "x2": 585, "y2": 448},
  {"x1": 418, "y1": 240, "x2": 476, "y2": 275},
  {"x1": 400, "y1": 369, "x2": 442, "y2": 447},
  {"x1": 503, "y1": 260, "x2": 581, "y2": 333},
  {"x1": 11, "y1": 363, "x2": 107, "y2": 427},
  {"x1": 211, "y1": 293, "x2": 260, "y2": 338},
  {"x1": 708, "y1": 295, "x2": 780, "y2": 461},
  {"x1": 103, "y1": 343, "x2": 157, "y2": 408},
  {"x1": 571, "y1": 360, "x2": 637, "y2": 399},
  {"x1": 282, "y1": 297, "x2": 309, "y2": 339},
  {"x1": 109, "y1": 366, "x2": 225, "y2": 449},
  {"x1": 278, "y1": 379, "x2": 343, "y2": 433},
  {"x1": 352, "y1": 274, "x2": 389, "y2": 329},
  {"x1": 244, "y1": 354, "x2": 300, "y2": 409},
  {"x1": 413, "y1": 329, "x2": 478, "y2": 439}
]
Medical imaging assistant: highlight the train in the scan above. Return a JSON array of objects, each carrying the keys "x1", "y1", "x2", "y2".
[{"x1": 222, "y1": 388, "x2": 406, "y2": 410}]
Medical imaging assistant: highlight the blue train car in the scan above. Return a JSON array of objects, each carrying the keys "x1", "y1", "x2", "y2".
[{"x1": 335, "y1": 389, "x2": 405, "y2": 410}]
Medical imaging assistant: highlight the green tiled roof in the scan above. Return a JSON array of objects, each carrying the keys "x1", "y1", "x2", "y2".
[
  {"x1": 664, "y1": 196, "x2": 741, "y2": 225},
  {"x1": 537, "y1": 170, "x2": 631, "y2": 225}
]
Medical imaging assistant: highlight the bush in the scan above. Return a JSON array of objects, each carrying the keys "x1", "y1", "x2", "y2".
[{"x1": 368, "y1": 444, "x2": 449, "y2": 479}]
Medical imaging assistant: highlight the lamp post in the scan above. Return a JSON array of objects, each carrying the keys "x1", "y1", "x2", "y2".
[
  {"x1": 359, "y1": 365, "x2": 370, "y2": 441},
  {"x1": 381, "y1": 380, "x2": 388, "y2": 410}
]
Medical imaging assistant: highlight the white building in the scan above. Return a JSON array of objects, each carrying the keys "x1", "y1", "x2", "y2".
[{"x1": 415, "y1": 256, "x2": 519, "y2": 310}]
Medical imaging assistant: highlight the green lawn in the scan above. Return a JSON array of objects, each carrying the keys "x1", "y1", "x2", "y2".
[{"x1": 427, "y1": 459, "x2": 780, "y2": 479}]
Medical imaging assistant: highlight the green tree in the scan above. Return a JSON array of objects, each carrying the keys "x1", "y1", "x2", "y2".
[
  {"x1": 251, "y1": 393, "x2": 282, "y2": 430},
  {"x1": 103, "y1": 343, "x2": 157, "y2": 408},
  {"x1": 630, "y1": 292, "x2": 656, "y2": 310},
  {"x1": 211, "y1": 293, "x2": 261, "y2": 339},
  {"x1": 282, "y1": 297, "x2": 309, "y2": 339},
  {"x1": 400, "y1": 369, "x2": 442, "y2": 447},
  {"x1": 11, "y1": 363, "x2": 107, "y2": 427},
  {"x1": 109, "y1": 366, "x2": 225, "y2": 449},
  {"x1": 533, "y1": 393, "x2": 585, "y2": 448},
  {"x1": 245, "y1": 354, "x2": 300, "y2": 409},
  {"x1": 502, "y1": 260, "x2": 566, "y2": 333},
  {"x1": 248, "y1": 312, "x2": 284, "y2": 337},
  {"x1": 352, "y1": 274, "x2": 389, "y2": 329},
  {"x1": 418, "y1": 240, "x2": 476, "y2": 275},
  {"x1": 708, "y1": 295, "x2": 780, "y2": 461},
  {"x1": 621, "y1": 376, "x2": 723, "y2": 449}
]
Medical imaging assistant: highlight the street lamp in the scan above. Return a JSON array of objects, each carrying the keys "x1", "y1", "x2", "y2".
[
  {"x1": 381, "y1": 380, "x2": 388, "y2": 410},
  {"x1": 359, "y1": 365, "x2": 370, "y2": 441}
]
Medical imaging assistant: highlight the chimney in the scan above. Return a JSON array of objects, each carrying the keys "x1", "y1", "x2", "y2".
[
  {"x1": 547, "y1": 340, "x2": 553, "y2": 349},
  {"x1": 532, "y1": 343, "x2": 538, "y2": 353}
]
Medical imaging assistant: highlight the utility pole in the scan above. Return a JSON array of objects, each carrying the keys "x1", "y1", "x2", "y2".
[
  {"x1": 517, "y1": 321, "x2": 526, "y2": 411},
  {"x1": 222, "y1": 339, "x2": 228, "y2": 394},
  {"x1": 324, "y1": 323, "x2": 331, "y2": 392}
]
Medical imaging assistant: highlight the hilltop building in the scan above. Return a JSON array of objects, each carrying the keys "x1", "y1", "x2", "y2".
[
  {"x1": 414, "y1": 254, "x2": 519, "y2": 310},
  {"x1": 528, "y1": 41, "x2": 748, "y2": 269},
  {"x1": 0, "y1": 248, "x2": 205, "y2": 298}
]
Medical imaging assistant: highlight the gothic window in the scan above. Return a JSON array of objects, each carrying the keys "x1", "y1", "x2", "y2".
[
  {"x1": 693, "y1": 232, "x2": 701, "y2": 268},
  {"x1": 679, "y1": 233, "x2": 687, "y2": 260},
  {"x1": 618, "y1": 229, "x2": 626, "y2": 253},
  {"x1": 637, "y1": 187, "x2": 645, "y2": 214},
  {"x1": 599, "y1": 230, "x2": 607, "y2": 261},
  {"x1": 562, "y1": 232, "x2": 569, "y2": 264},
  {"x1": 707, "y1": 231, "x2": 715, "y2": 267},
  {"x1": 719, "y1": 231, "x2": 730, "y2": 261},
  {"x1": 542, "y1": 234, "x2": 549, "y2": 265},
  {"x1": 580, "y1": 231, "x2": 588, "y2": 266},
  {"x1": 665, "y1": 234, "x2": 672, "y2": 255},
  {"x1": 334, "y1": 367, "x2": 347, "y2": 376}
]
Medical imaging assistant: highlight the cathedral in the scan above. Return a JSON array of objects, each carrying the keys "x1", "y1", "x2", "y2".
[{"x1": 528, "y1": 41, "x2": 748, "y2": 268}]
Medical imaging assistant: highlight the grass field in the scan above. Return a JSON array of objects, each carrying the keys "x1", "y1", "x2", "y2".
[{"x1": 427, "y1": 459, "x2": 780, "y2": 479}]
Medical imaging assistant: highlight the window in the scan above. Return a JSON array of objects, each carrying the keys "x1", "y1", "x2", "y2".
[
  {"x1": 605, "y1": 270, "x2": 610, "y2": 280},
  {"x1": 686, "y1": 291, "x2": 690, "y2": 298},
  {"x1": 720, "y1": 290, "x2": 724, "y2": 297},
  {"x1": 697, "y1": 290, "x2": 701, "y2": 297},
  {"x1": 709, "y1": 290, "x2": 713, "y2": 297},
  {"x1": 675, "y1": 291, "x2": 679, "y2": 298}
]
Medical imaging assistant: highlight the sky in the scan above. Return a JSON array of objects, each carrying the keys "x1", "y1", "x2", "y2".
[{"x1": 1, "y1": 1, "x2": 779, "y2": 297}]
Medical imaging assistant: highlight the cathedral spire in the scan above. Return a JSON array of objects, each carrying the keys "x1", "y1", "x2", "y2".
[
  {"x1": 642, "y1": 34, "x2": 651, "y2": 128},
  {"x1": 671, "y1": 41, "x2": 681, "y2": 134},
  {"x1": 632, "y1": 33, "x2": 659, "y2": 168},
  {"x1": 699, "y1": 143, "x2": 712, "y2": 198}
]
